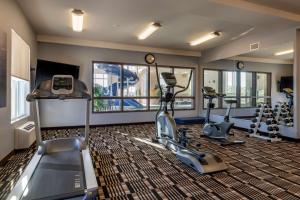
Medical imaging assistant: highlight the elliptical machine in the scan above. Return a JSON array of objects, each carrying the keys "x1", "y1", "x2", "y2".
[
  {"x1": 202, "y1": 87, "x2": 245, "y2": 146},
  {"x1": 145, "y1": 53, "x2": 227, "y2": 174}
]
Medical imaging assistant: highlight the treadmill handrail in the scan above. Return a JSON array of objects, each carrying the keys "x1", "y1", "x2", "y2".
[
  {"x1": 27, "y1": 92, "x2": 91, "y2": 101},
  {"x1": 6, "y1": 152, "x2": 42, "y2": 200},
  {"x1": 27, "y1": 79, "x2": 91, "y2": 101}
]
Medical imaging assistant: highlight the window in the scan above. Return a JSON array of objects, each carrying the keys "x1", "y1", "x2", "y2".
[
  {"x1": 203, "y1": 69, "x2": 271, "y2": 108},
  {"x1": 256, "y1": 73, "x2": 270, "y2": 105},
  {"x1": 93, "y1": 63, "x2": 121, "y2": 112},
  {"x1": 11, "y1": 30, "x2": 30, "y2": 122},
  {"x1": 222, "y1": 71, "x2": 237, "y2": 108},
  {"x1": 240, "y1": 72, "x2": 253, "y2": 107},
  {"x1": 203, "y1": 70, "x2": 219, "y2": 108},
  {"x1": 11, "y1": 76, "x2": 30, "y2": 121},
  {"x1": 123, "y1": 65, "x2": 148, "y2": 111},
  {"x1": 93, "y1": 62, "x2": 195, "y2": 112},
  {"x1": 222, "y1": 71, "x2": 237, "y2": 97},
  {"x1": 172, "y1": 68, "x2": 194, "y2": 109}
]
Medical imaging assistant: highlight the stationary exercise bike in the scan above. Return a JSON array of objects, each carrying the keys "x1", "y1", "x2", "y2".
[
  {"x1": 202, "y1": 87, "x2": 245, "y2": 146},
  {"x1": 145, "y1": 53, "x2": 227, "y2": 174}
]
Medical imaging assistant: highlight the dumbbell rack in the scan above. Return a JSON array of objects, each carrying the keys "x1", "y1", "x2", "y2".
[
  {"x1": 274, "y1": 103, "x2": 293, "y2": 127},
  {"x1": 248, "y1": 104, "x2": 281, "y2": 142}
]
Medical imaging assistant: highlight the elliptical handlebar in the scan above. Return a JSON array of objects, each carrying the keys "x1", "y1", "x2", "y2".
[
  {"x1": 175, "y1": 85, "x2": 186, "y2": 89},
  {"x1": 155, "y1": 63, "x2": 163, "y2": 98},
  {"x1": 172, "y1": 70, "x2": 193, "y2": 98},
  {"x1": 154, "y1": 64, "x2": 193, "y2": 117},
  {"x1": 172, "y1": 71, "x2": 192, "y2": 99},
  {"x1": 171, "y1": 70, "x2": 193, "y2": 116}
]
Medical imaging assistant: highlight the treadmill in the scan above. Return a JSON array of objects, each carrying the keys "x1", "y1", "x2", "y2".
[{"x1": 7, "y1": 75, "x2": 98, "y2": 200}]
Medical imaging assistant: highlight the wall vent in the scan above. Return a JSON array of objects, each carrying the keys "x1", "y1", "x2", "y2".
[
  {"x1": 15, "y1": 121, "x2": 35, "y2": 149},
  {"x1": 250, "y1": 42, "x2": 260, "y2": 51}
]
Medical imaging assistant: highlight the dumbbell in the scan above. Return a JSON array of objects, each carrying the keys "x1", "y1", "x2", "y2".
[
  {"x1": 266, "y1": 119, "x2": 277, "y2": 125},
  {"x1": 284, "y1": 118, "x2": 291, "y2": 124},
  {"x1": 269, "y1": 133, "x2": 277, "y2": 138},
  {"x1": 280, "y1": 113, "x2": 288, "y2": 118},
  {"x1": 264, "y1": 114, "x2": 272, "y2": 118},
  {"x1": 281, "y1": 108, "x2": 288, "y2": 112},
  {"x1": 272, "y1": 113, "x2": 278, "y2": 118}
]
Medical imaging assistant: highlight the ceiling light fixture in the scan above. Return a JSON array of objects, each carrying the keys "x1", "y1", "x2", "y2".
[
  {"x1": 138, "y1": 22, "x2": 161, "y2": 40},
  {"x1": 274, "y1": 49, "x2": 294, "y2": 56},
  {"x1": 71, "y1": 9, "x2": 84, "y2": 32},
  {"x1": 190, "y1": 31, "x2": 221, "y2": 46}
]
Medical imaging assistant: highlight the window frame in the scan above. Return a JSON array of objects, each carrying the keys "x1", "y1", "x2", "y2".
[
  {"x1": 202, "y1": 68, "x2": 271, "y2": 109},
  {"x1": 92, "y1": 61, "x2": 196, "y2": 113},
  {"x1": 11, "y1": 76, "x2": 30, "y2": 123}
]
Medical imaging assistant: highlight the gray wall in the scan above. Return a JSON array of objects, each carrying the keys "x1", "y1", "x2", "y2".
[
  {"x1": 199, "y1": 59, "x2": 293, "y2": 116},
  {"x1": 0, "y1": 0, "x2": 37, "y2": 160},
  {"x1": 37, "y1": 42, "x2": 200, "y2": 127},
  {"x1": 37, "y1": 42, "x2": 293, "y2": 127}
]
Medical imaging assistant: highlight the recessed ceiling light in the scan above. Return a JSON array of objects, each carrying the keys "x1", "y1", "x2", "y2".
[
  {"x1": 138, "y1": 22, "x2": 161, "y2": 40},
  {"x1": 71, "y1": 9, "x2": 84, "y2": 32},
  {"x1": 274, "y1": 49, "x2": 294, "y2": 56},
  {"x1": 190, "y1": 31, "x2": 221, "y2": 46}
]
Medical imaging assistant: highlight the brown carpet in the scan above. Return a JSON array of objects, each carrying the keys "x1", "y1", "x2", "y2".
[{"x1": 1, "y1": 124, "x2": 300, "y2": 200}]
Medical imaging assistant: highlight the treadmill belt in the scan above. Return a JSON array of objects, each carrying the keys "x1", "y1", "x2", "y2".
[{"x1": 22, "y1": 150, "x2": 86, "y2": 200}]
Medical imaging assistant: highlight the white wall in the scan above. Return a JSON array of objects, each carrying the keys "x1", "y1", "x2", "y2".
[
  {"x1": 37, "y1": 43, "x2": 200, "y2": 127},
  {"x1": 199, "y1": 59, "x2": 293, "y2": 116},
  {"x1": 0, "y1": 0, "x2": 37, "y2": 160}
]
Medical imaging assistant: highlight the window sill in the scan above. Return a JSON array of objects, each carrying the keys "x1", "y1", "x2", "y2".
[
  {"x1": 11, "y1": 115, "x2": 30, "y2": 124},
  {"x1": 202, "y1": 107, "x2": 257, "y2": 110}
]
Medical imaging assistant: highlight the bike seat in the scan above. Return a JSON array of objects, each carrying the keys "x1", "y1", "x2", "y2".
[{"x1": 224, "y1": 99, "x2": 237, "y2": 104}]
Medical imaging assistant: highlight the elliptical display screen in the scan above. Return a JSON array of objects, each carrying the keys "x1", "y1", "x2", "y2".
[
  {"x1": 51, "y1": 75, "x2": 74, "y2": 95},
  {"x1": 161, "y1": 72, "x2": 177, "y2": 86}
]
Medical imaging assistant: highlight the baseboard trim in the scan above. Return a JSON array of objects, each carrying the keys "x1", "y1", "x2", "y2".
[
  {"x1": 41, "y1": 121, "x2": 155, "y2": 130},
  {"x1": 0, "y1": 150, "x2": 15, "y2": 166},
  {"x1": 42, "y1": 122, "x2": 300, "y2": 142}
]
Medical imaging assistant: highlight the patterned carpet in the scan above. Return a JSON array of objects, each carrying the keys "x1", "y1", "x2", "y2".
[{"x1": 1, "y1": 124, "x2": 300, "y2": 200}]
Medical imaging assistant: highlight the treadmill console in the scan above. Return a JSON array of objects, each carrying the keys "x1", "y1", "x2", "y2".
[
  {"x1": 161, "y1": 72, "x2": 177, "y2": 87},
  {"x1": 51, "y1": 75, "x2": 74, "y2": 95}
]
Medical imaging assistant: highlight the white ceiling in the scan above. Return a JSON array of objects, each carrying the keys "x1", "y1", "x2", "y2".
[
  {"x1": 245, "y1": 0, "x2": 300, "y2": 15},
  {"x1": 17, "y1": 0, "x2": 300, "y2": 53},
  {"x1": 241, "y1": 42, "x2": 294, "y2": 60}
]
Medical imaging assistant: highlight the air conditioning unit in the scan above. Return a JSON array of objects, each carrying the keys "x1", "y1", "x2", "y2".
[{"x1": 14, "y1": 121, "x2": 36, "y2": 149}]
